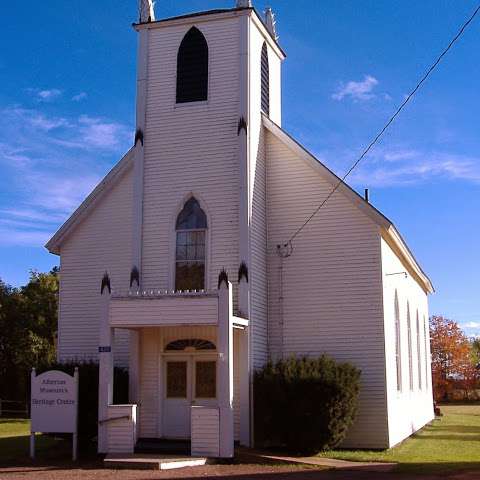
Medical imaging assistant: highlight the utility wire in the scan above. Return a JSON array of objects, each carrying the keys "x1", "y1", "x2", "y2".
[{"x1": 283, "y1": 4, "x2": 480, "y2": 251}]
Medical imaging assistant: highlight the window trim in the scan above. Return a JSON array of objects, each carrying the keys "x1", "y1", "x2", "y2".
[{"x1": 169, "y1": 194, "x2": 210, "y2": 292}]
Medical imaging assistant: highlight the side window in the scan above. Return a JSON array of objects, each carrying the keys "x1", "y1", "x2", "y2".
[
  {"x1": 416, "y1": 309, "x2": 422, "y2": 390},
  {"x1": 261, "y1": 42, "x2": 270, "y2": 115},
  {"x1": 407, "y1": 301, "x2": 414, "y2": 391},
  {"x1": 176, "y1": 27, "x2": 209, "y2": 103},
  {"x1": 394, "y1": 290, "x2": 402, "y2": 392},
  {"x1": 175, "y1": 197, "x2": 207, "y2": 291}
]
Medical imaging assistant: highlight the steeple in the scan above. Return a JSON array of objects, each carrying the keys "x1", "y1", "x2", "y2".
[
  {"x1": 236, "y1": 0, "x2": 252, "y2": 7},
  {"x1": 139, "y1": 0, "x2": 155, "y2": 23},
  {"x1": 265, "y1": 7, "x2": 279, "y2": 41}
]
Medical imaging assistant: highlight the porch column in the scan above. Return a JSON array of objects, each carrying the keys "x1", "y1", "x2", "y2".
[
  {"x1": 218, "y1": 281, "x2": 234, "y2": 458},
  {"x1": 128, "y1": 331, "x2": 140, "y2": 403},
  {"x1": 239, "y1": 326, "x2": 251, "y2": 447},
  {"x1": 98, "y1": 286, "x2": 114, "y2": 454}
]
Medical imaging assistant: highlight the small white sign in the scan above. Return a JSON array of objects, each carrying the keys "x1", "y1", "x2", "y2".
[{"x1": 30, "y1": 368, "x2": 79, "y2": 460}]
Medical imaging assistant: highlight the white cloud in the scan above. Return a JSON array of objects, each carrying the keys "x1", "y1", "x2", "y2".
[
  {"x1": 72, "y1": 92, "x2": 88, "y2": 102},
  {"x1": 0, "y1": 227, "x2": 53, "y2": 247},
  {"x1": 463, "y1": 322, "x2": 480, "y2": 329},
  {"x1": 0, "y1": 104, "x2": 132, "y2": 249},
  {"x1": 27, "y1": 88, "x2": 63, "y2": 102},
  {"x1": 348, "y1": 148, "x2": 480, "y2": 187},
  {"x1": 78, "y1": 115, "x2": 131, "y2": 150},
  {"x1": 332, "y1": 75, "x2": 379, "y2": 101}
]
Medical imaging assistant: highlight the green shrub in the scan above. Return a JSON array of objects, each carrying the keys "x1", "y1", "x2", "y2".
[
  {"x1": 37, "y1": 361, "x2": 128, "y2": 447},
  {"x1": 254, "y1": 355, "x2": 361, "y2": 454}
]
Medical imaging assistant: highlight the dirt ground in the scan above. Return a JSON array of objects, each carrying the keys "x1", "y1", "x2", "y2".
[{"x1": 0, "y1": 461, "x2": 478, "y2": 480}]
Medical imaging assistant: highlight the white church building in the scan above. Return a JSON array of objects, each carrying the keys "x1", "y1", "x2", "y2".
[{"x1": 46, "y1": 0, "x2": 435, "y2": 457}]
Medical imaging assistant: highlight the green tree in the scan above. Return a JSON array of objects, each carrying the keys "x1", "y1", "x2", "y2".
[{"x1": 0, "y1": 268, "x2": 58, "y2": 402}]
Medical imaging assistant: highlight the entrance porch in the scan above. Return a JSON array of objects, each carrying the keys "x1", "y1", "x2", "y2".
[{"x1": 97, "y1": 282, "x2": 250, "y2": 458}]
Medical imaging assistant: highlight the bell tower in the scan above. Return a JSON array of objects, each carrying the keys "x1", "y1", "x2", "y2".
[{"x1": 129, "y1": 0, "x2": 285, "y2": 448}]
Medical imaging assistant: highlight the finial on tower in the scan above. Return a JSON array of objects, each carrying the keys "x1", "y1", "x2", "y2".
[
  {"x1": 139, "y1": 0, "x2": 155, "y2": 23},
  {"x1": 236, "y1": 0, "x2": 252, "y2": 7},
  {"x1": 265, "y1": 7, "x2": 279, "y2": 41}
]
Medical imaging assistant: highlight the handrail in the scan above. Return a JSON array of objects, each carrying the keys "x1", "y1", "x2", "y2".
[{"x1": 98, "y1": 415, "x2": 131, "y2": 425}]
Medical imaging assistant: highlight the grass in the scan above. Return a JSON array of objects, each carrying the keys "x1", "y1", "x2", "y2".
[
  {"x1": 0, "y1": 418, "x2": 71, "y2": 464},
  {"x1": 319, "y1": 404, "x2": 480, "y2": 474}
]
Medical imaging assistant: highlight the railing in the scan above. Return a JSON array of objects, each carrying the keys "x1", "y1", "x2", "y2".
[
  {"x1": 0, "y1": 399, "x2": 28, "y2": 417},
  {"x1": 111, "y1": 289, "x2": 218, "y2": 299},
  {"x1": 105, "y1": 405, "x2": 138, "y2": 454}
]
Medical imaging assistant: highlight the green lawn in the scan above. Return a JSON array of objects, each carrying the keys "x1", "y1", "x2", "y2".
[
  {"x1": 319, "y1": 404, "x2": 480, "y2": 474},
  {"x1": 0, "y1": 418, "x2": 70, "y2": 464}
]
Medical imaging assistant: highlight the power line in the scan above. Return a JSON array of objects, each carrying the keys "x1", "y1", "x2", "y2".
[{"x1": 282, "y1": 4, "x2": 480, "y2": 252}]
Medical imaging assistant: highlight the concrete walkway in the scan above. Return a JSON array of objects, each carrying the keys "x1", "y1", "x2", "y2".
[{"x1": 241, "y1": 450, "x2": 397, "y2": 473}]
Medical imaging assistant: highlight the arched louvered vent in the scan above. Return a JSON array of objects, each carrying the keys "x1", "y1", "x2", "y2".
[
  {"x1": 176, "y1": 27, "x2": 209, "y2": 103},
  {"x1": 165, "y1": 339, "x2": 216, "y2": 351},
  {"x1": 261, "y1": 42, "x2": 270, "y2": 115}
]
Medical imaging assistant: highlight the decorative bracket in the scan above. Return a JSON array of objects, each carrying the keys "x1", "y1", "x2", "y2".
[
  {"x1": 238, "y1": 262, "x2": 249, "y2": 283},
  {"x1": 130, "y1": 266, "x2": 140, "y2": 288},
  {"x1": 237, "y1": 117, "x2": 248, "y2": 136},
  {"x1": 101, "y1": 272, "x2": 111, "y2": 295},
  {"x1": 134, "y1": 129, "x2": 144, "y2": 146},
  {"x1": 218, "y1": 269, "x2": 229, "y2": 289}
]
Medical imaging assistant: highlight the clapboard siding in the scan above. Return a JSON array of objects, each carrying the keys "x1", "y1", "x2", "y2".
[
  {"x1": 265, "y1": 130, "x2": 389, "y2": 448},
  {"x1": 191, "y1": 407, "x2": 220, "y2": 457},
  {"x1": 110, "y1": 296, "x2": 218, "y2": 327},
  {"x1": 107, "y1": 405, "x2": 137, "y2": 454},
  {"x1": 381, "y1": 238, "x2": 434, "y2": 447},
  {"x1": 58, "y1": 165, "x2": 134, "y2": 366},
  {"x1": 141, "y1": 18, "x2": 240, "y2": 300}
]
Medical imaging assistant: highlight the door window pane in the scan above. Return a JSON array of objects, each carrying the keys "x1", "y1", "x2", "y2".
[
  {"x1": 195, "y1": 361, "x2": 216, "y2": 398},
  {"x1": 166, "y1": 362, "x2": 187, "y2": 398}
]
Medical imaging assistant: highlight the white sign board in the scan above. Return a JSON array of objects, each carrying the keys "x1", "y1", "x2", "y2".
[{"x1": 30, "y1": 368, "x2": 78, "y2": 460}]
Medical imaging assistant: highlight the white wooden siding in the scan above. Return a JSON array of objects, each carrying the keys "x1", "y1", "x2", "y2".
[
  {"x1": 191, "y1": 407, "x2": 220, "y2": 457},
  {"x1": 58, "y1": 166, "x2": 134, "y2": 366},
  {"x1": 381, "y1": 237, "x2": 434, "y2": 447},
  {"x1": 110, "y1": 295, "x2": 218, "y2": 328},
  {"x1": 141, "y1": 18, "x2": 241, "y2": 300},
  {"x1": 265, "y1": 130, "x2": 389, "y2": 448},
  {"x1": 106, "y1": 405, "x2": 137, "y2": 454}
]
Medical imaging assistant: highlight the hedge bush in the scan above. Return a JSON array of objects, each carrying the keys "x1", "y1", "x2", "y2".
[
  {"x1": 254, "y1": 355, "x2": 361, "y2": 454},
  {"x1": 37, "y1": 361, "x2": 128, "y2": 447}
]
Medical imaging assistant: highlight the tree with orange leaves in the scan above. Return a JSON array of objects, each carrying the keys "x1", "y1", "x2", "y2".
[{"x1": 430, "y1": 315, "x2": 479, "y2": 401}]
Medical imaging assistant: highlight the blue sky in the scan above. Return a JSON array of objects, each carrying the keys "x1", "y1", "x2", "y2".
[{"x1": 0, "y1": 1, "x2": 479, "y2": 335}]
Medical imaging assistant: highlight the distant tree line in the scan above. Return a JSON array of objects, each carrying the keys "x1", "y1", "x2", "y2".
[
  {"x1": 430, "y1": 315, "x2": 480, "y2": 401},
  {"x1": 0, "y1": 268, "x2": 58, "y2": 404}
]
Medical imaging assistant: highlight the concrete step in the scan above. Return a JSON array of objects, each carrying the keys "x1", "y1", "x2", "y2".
[{"x1": 104, "y1": 453, "x2": 209, "y2": 470}]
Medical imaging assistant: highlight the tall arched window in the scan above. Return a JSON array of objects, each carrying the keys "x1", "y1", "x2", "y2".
[
  {"x1": 424, "y1": 315, "x2": 429, "y2": 390},
  {"x1": 416, "y1": 309, "x2": 422, "y2": 390},
  {"x1": 394, "y1": 291, "x2": 402, "y2": 392},
  {"x1": 407, "y1": 301, "x2": 414, "y2": 391},
  {"x1": 176, "y1": 27, "x2": 209, "y2": 104},
  {"x1": 175, "y1": 197, "x2": 207, "y2": 291},
  {"x1": 261, "y1": 42, "x2": 270, "y2": 115}
]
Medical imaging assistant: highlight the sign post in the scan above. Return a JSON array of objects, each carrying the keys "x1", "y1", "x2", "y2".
[{"x1": 30, "y1": 368, "x2": 79, "y2": 461}]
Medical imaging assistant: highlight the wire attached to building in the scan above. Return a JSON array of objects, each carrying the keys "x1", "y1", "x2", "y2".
[{"x1": 279, "y1": 4, "x2": 480, "y2": 256}]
